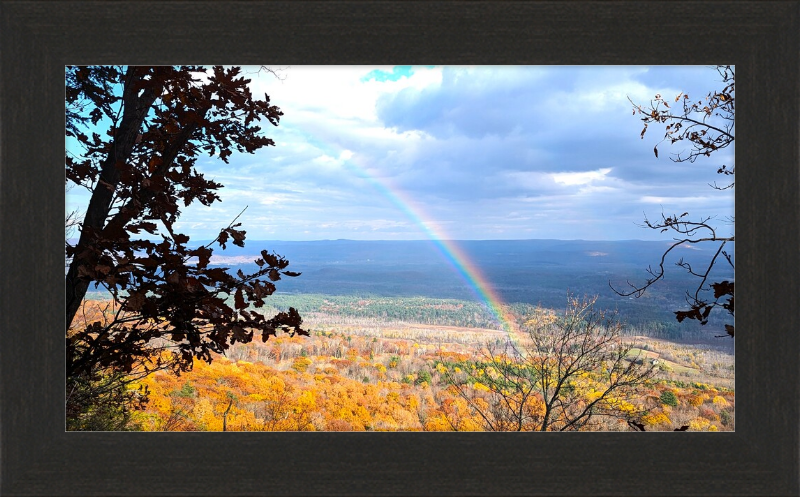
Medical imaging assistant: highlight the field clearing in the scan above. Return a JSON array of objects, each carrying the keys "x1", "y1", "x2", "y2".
[
  {"x1": 628, "y1": 347, "x2": 701, "y2": 374},
  {"x1": 626, "y1": 336, "x2": 734, "y2": 389},
  {"x1": 304, "y1": 314, "x2": 511, "y2": 349}
]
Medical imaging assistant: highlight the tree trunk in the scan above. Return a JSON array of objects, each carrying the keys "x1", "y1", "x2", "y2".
[
  {"x1": 222, "y1": 398, "x2": 233, "y2": 432},
  {"x1": 65, "y1": 67, "x2": 160, "y2": 330}
]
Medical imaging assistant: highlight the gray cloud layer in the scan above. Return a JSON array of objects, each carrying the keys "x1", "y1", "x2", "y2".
[{"x1": 67, "y1": 65, "x2": 735, "y2": 241}]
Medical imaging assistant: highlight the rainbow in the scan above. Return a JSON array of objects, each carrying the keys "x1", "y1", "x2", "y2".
[{"x1": 293, "y1": 133, "x2": 522, "y2": 348}]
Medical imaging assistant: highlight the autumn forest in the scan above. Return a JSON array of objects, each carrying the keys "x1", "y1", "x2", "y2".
[
  {"x1": 65, "y1": 65, "x2": 734, "y2": 432},
  {"x1": 71, "y1": 291, "x2": 735, "y2": 432}
]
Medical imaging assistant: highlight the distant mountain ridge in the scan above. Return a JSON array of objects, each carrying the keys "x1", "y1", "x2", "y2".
[
  {"x1": 80, "y1": 239, "x2": 733, "y2": 339},
  {"x1": 186, "y1": 238, "x2": 732, "y2": 271}
]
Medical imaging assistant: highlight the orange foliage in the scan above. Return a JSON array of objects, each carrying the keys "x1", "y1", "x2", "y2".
[{"x1": 131, "y1": 332, "x2": 734, "y2": 432}]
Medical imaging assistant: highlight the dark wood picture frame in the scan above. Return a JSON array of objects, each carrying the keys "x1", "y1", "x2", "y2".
[{"x1": 1, "y1": 1, "x2": 797, "y2": 495}]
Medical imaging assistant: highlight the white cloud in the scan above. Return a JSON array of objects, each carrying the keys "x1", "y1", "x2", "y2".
[
  {"x1": 551, "y1": 168, "x2": 613, "y2": 186},
  {"x1": 249, "y1": 65, "x2": 442, "y2": 125},
  {"x1": 639, "y1": 195, "x2": 709, "y2": 204}
]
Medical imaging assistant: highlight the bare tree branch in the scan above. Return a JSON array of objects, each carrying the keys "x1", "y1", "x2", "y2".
[{"x1": 619, "y1": 66, "x2": 735, "y2": 336}]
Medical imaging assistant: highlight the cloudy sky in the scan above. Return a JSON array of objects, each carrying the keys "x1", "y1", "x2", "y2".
[{"x1": 67, "y1": 65, "x2": 735, "y2": 241}]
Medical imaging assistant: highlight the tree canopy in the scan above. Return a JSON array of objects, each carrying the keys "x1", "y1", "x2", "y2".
[{"x1": 65, "y1": 66, "x2": 306, "y2": 428}]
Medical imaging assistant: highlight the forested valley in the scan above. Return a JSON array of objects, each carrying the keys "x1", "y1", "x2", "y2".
[{"x1": 73, "y1": 293, "x2": 734, "y2": 432}]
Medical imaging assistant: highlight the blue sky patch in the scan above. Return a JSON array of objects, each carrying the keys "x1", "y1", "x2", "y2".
[{"x1": 361, "y1": 65, "x2": 417, "y2": 82}]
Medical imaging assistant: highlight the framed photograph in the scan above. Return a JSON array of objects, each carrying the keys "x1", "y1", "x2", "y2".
[{"x1": 2, "y1": 1, "x2": 798, "y2": 495}]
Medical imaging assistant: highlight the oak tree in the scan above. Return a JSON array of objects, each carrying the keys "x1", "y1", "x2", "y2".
[{"x1": 65, "y1": 66, "x2": 306, "y2": 428}]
